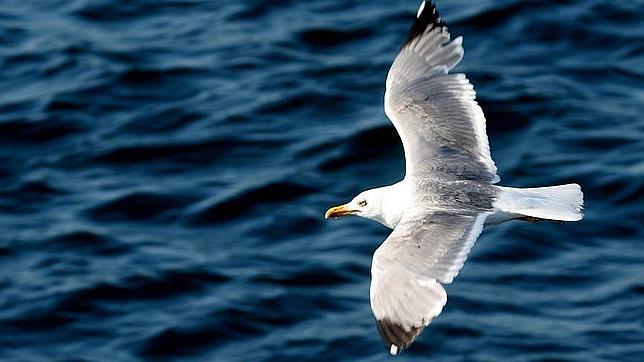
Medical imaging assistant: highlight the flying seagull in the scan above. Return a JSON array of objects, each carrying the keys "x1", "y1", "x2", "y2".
[{"x1": 325, "y1": 1, "x2": 583, "y2": 355}]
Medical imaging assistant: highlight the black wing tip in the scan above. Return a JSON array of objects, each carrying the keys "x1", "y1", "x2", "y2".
[
  {"x1": 402, "y1": 1, "x2": 447, "y2": 49},
  {"x1": 375, "y1": 318, "x2": 424, "y2": 355}
]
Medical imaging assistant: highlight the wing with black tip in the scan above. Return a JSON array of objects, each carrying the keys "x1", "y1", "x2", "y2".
[{"x1": 385, "y1": 1, "x2": 499, "y2": 183}]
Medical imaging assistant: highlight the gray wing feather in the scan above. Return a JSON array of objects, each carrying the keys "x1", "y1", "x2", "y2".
[
  {"x1": 385, "y1": 7, "x2": 498, "y2": 183},
  {"x1": 374, "y1": 208, "x2": 489, "y2": 284},
  {"x1": 370, "y1": 208, "x2": 490, "y2": 354}
]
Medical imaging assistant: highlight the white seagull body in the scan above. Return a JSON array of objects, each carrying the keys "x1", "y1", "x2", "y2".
[{"x1": 325, "y1": 1, "x2": 584, "y2": 355}]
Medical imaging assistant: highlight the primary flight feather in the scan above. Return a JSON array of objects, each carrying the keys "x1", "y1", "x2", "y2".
[{"x1": 325, "y1": 1, "x2": 584, "y2": 355}]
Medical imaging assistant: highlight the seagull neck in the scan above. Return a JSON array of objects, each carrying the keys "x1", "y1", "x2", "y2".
[{"x1": 377, "y1": 180, "x2": 412, "y2": 229}]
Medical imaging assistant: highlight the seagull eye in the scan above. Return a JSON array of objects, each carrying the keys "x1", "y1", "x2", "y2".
[{"x1": 358, "y1": 200, "x2": 367, "y2": 207}]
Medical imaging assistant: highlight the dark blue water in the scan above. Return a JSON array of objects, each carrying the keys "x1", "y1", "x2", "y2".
[{"x1": 1, "y1": 0, "x2": 643, "y2": 361}]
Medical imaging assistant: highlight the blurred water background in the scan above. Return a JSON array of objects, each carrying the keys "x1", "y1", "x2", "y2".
[{"x1": 1, "y1": 0, "x2": 643, "y2": 361}]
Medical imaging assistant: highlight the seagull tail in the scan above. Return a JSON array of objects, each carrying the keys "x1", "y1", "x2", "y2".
[{"x1": 494, "y1": 184, "x2": 584, "y2": 222}]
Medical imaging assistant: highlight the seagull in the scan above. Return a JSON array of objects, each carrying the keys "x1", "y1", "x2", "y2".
[{"x1": 325, "y1": 1, "x2": 584, "y2": 355}]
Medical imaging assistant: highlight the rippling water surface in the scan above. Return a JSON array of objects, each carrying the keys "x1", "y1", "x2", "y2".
[{"x1": 1, "y1": 0, "x2": 643, "y2": 361}]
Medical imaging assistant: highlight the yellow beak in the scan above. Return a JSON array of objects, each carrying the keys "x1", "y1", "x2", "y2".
[{"x1": 325, "y1": 203, "x2": 358, "y2": 219}]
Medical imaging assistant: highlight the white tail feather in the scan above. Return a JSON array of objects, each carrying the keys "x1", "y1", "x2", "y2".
[{"x1": 494, "y1": 184, "x2": 584, "y2": 222}]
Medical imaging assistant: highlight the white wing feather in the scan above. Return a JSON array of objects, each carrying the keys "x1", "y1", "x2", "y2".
[
  {"x1": 370, "y1": 208, "x2": 490, "y2": 354},
  {"x1": 385, "y1": 3, "x2": 498, "y2": 182}
]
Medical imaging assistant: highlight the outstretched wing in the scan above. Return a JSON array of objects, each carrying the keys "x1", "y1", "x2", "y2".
[
  {"x1": 370, "y1": 208, "x2": 490, "y2": 354},
  {"x1": 385, "y1": 1, "x2": 498, "y2": 183}
]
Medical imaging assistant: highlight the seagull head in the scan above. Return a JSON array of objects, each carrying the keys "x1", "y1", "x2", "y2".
[
  {"x1": 325, "y1": 189, "x2": 384, "y2": 222},
  {"x1": 325, "y1": 183, "x2": 410, "y2": 229}
]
